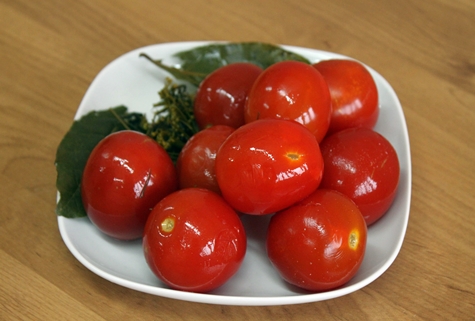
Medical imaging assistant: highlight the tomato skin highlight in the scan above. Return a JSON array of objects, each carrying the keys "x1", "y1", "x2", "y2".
[
  {"x1": 266, "y1": 189, "x2": 367, "y2": 292},
  {"x1": 143, "y1": 188, "x2": 247, "y2": 293},
  {"x1": 81, "y1": 130, "x2": 178, "y2": 240},
  {"x1": 194, "y1": 62, "x2": 263, "y2": 129},
  {"x1": 216, "y1": 118, "x2": 324, "y2": 215},
  {"x1": 319, "y1": 127, "x2": 400, "y2": 225},
  {"x1": 244, "y1": 60, "x2": 332, "y2": 142},
  {"x1": 176, "y1": 125, "x2": 234, "y2": 194},
  {"x1": 313, "y1": 59, "x2": 379, "y2": 135}
]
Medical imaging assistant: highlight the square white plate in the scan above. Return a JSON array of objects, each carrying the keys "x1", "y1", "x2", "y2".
[{"x1": 57, "y1": 41, "x2": 411, "y2": 306}]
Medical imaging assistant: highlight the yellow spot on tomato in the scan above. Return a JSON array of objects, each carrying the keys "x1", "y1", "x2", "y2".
[
  {"x1": 348, "y1": 230, "x2": 359, "y2": 250},
  {"x1": 286, "y1": 152, "x2": 301, "y2": 161},
  {"x1": 161, "y1": 217, "x2": 175, "y2": 233}
]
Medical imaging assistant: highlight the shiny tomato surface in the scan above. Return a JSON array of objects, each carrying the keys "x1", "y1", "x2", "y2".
[
  {"x1": 313, "y1": 59, "x2": 379, "y2": 135},
  {"x1": 81, "y1": 130, "x2": 178, "y2": 240},
  {"x1": 194, "y1": 62, "x2": 263, "y2": 129},
  {"x1": 143, "y1": 188, "x2": 247, "y2": 293},
  {"x1": 176, "y1": 125, "x2": 234, "y2": 194},
  {"x1": 266, "y1": 189, "x2": 367, "y2": 292},
  {"x1": 244, "y1": 60, "x2": 332, "y2": 142},
  {"x1": 216, "y1": 118, "x2": 324, "y2": 215},
  {"x1": 319, "y1": 127, "x2": 400, "y2": 225}
]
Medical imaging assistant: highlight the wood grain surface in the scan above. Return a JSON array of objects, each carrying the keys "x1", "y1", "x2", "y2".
[{"x1": 1, "y1": 0, "x2": 474, "y2": 320}]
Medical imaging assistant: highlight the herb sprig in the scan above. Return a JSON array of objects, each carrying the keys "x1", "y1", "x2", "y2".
[{"x1": 145, "y1": 79, "x2": 199, "y2": 162}]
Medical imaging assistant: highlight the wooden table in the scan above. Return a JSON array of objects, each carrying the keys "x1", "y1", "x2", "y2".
[{"x1": 1, "y1": 0, "x2": 474, "y2": 320}]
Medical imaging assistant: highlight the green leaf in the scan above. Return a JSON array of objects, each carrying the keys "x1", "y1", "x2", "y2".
[
  {"x1": 54, "y1": 106, "x2": 146, "y2": 218},
  {"x1": 140, "y1": 54, "x2": 207, "y2": 88},
  {"x1": 141, "y1": 42, "x2": 311, "y2": 86}
]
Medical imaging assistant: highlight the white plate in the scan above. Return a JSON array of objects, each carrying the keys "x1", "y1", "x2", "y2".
[{"x1": 57, "y1": 41, "x2": 412, "y2": 306}]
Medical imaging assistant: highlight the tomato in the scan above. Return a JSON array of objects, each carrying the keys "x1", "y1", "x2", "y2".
[
  {"x1": 143, "y1": 188, "x2": 247, "y2": 293},
  {"x1": 176, "y1": 125, "x2": 234, "y2": 194},
  {"x1": 81, "y1": 130, "x2": 178, "y2": 240},
  {"x1": 319, "y1": 127, "x2": 400, "y2": 225},
  {"x1": 266, "y1": 188, "x2": 367, "y2": 292},
  {"x1": 194, "y1": 62, "x2": 263, "y2": 129},
  {"x1": 216, "y1": 118, "x2": 324, "y2": 215},
  {"x1": 313, "y1": 59, "x2": 379, "y2": 135},
  {"x1": 244, "y1": 60, "x2": 332, "y2": 142}
]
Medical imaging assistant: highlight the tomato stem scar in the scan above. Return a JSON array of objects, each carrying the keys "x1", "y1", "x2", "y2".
[
  {"x1": 349, "y1": 231, "x2": 359, "y2": 249},
  {"x1": 286, "y1": 152, "x2": 300, "y2": 161},
  {"x1": 161, "y1": 217, "x2": 175, "y2": 233}
]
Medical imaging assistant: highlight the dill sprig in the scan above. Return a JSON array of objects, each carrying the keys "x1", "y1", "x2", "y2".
[{"x1": 145, "y1": 78, "x2": 200, "y2": 162}]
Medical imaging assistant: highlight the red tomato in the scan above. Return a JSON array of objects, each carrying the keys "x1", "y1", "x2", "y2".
[
  {"x1": 266, "y1": 189, "x2": 367, "y2": 292},
  {"x1": 319, "y1": 127, "x2": 400, "y2": 225},
  {"x1": 176, "y1": 125, "x2": 234, "y2": 194},
  {"x1": 194, "y1": 62, "x2": 263, "y2": 129},
  {"x1": 313, "y1": 59, "x2": 379, "y2": 135},
  {"x1": 143, "y1": 188, "x2": 247, "y2": 293},
  {"x1": 216, "y1": 119, "x2": 324, "y2": 215},
  {"x1": 244, "y1": 60, "x2": 332, "y2": 142},
  {"x1": 81, "y1": 130, "x2": 178, "y2": 240}
]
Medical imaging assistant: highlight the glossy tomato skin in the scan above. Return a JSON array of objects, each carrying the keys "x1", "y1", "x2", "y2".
[
  {"x1": 194, "y1": 62, "x2": 263, "y2": 129},
  {"x1": 313, "y1": 59, "x2": 379, "y2": 135},
  {"x1": 81, "y1": 130, "x2": 178, "y2": 240},
  {"x1": 319, "y1": 127, "x2": 400, "y2": 225},
  {"x1": 143, "y1": 188, "x2": 247, "y2": 293},
  {"x1": 244, "y1": 60, "x2": 332, "y2": 142},
  {"x1": 216, "y1": 118, "x2": 324, "y2": 215},
  {"x1": 266, "y1": 189, "x2": 367, "y2": 292},
  {"x1": 176, "y1": 125, "x2": 234, "y2": 194}
]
